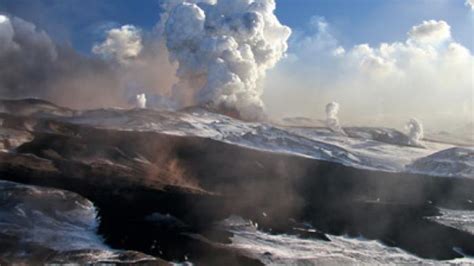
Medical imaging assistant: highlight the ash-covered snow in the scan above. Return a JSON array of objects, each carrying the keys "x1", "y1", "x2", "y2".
[
  {"x1": 407, "y1": 147, "x2": 474, "y2": 178},
  {"x1": 0, "y1": 127, "x2": 33, "y2": 151},
  {"x1": 0, "y1": 180, "x2": 156, "y2": 263},
  {"x1": 429, "y1": 209, "x2": 474, "y2": 236},
  {"x1": 62, "y1": 107, "x2": 468, "y2": 177},
  {"x1": 220, "y1": 216, "x2": 474, "y2": 265},
  {"x1": 0, "y1": 99, "x2": 470, "y2": 178}
]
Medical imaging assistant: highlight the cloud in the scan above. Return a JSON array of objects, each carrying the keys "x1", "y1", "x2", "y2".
[
  {"x1": 263, "y1": 18, "x2": 474, "y2": 131},
  {"x1": 0, "y1": 13, "x2": 178, "y2": 110},
  {"x1": 466, "y1": 0, "x2": 474, "y2": 10},
  {"x1": 408, "y1": 20, "x2": 451, "y2": 44},
  {"x1": 93, "y1": 25, "x2": 143, "y2": 64},
  {"x1": 0, "y1": 15, "x2": 17, "y2": 53},
  {"x1": 163, "y1": 0, "x2": 291, "y2": 120},
  {"x1": 90, "y1": 23, "x2": 178, "y2": 108},
  {"x1": 0, "y1": 14, "x2": 57, "y2": 58},
  {"x1": 0, "y1": 14, "x2": 62, "y2": 98}
]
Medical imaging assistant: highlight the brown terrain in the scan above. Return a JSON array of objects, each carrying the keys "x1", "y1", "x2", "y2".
[{"x1": 1, "y1": 99, "x2": 474, "y2": 264}]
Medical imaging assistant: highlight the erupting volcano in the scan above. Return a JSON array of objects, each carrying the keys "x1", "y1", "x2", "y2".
[{"x1": 0, "y1": 0, "x2": 473, "y2": 265}]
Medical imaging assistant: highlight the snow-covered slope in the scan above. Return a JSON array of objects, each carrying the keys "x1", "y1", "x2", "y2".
[
  {"x1": 407, "y1": 147, "x2": 474, "y2": 178},
  {"x1": 0, "y1": 180, "x2": 156, "y2": 264},
  {"x1": 61, "y1": 107, "x2": 469, "y2": 178},
  {"x1": 430, "y1": 209, "x2": 474, "y2": 236},
  {"x1": 0, "y1": 99, "x2": 470, "y2": 178},
  {"x1": 221, "y1": 216, "x2": 473, "y2": 265}
]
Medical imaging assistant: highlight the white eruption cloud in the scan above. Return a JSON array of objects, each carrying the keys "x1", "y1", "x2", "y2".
[
  {"x1": 406, "y1": 118, "x2": 424, "y2": 146},
  {"x1": 264, "y1": 18, "x2": 474, "y2": 132},
  {"x1": 93, "y1": 25, "x2": 143, "y2": 64},
  {"x1": 1, "y1": 4, "x2": 471, "y2": 138},
  {"x1": 325, "y1": 102, "x2": 346, "y2": 135},
  {"x1": 136, "y1": 93, "x2": 147, "y2": 109},
  {"x1": 163, "y1": 0, "x2": 291, "y2": 120}
]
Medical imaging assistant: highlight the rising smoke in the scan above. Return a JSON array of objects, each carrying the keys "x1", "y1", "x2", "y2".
[
  {"x1": 325, "y1": 102, "x2": 346, "y2": 135},
  {"x1": 136, "y1": 93, "x2": 147, "y2": 109},
  {"x1": 1, "y1": 3, "x2": 472, "y2": 131},
  {"x1": 163, "y1": 0, "x2": 291, "y2": 120},
  {"x1": 406, "y1": 118, "x2": 424, "y2": 146},
  {"x1": 1, "y1": 0, "x2": 291, "y2": 118}
]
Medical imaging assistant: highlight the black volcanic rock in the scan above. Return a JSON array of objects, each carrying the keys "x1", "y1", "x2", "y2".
[
  {"x1": 0, "y1": 99, "x2": 473, "y2": 263},
  {"x1": 0, "y1": 180, "x2": 162, "y2": 264},
  {"x1": 0, "y1": 98, "x2": 75, "y2": 117},
  {"x1": 407, "y1": 147, "x2": 474, "y2": 178},
  {"x1": 344, "y1": 127, "x2": 421, "y2": 148}
]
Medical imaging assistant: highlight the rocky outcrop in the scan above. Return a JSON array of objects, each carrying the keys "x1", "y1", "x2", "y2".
[
  {"x1": 0, "y1": 180, "x2": 163, "y2": 264},
  {"x1": 0, "y1": 99, "x2": 474, "y2": 263},
  {"x1": 407, "y1": 147, "x2": 474, "y2": 178}
]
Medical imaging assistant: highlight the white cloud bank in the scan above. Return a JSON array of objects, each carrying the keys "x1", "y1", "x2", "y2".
[
  {"x1": 0, "y1": 13, "x2": 176, "y2": 109},
  {"x1": 0, "y1": 14, "x2": 56, "y2": 59},
  {"x1": 263, "y1": 18, "x2": 473, "y2": 131}
]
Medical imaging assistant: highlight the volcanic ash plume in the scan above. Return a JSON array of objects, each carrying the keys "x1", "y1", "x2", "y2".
[
  {"x1": 406, "y1": 118, "x2": 424, "y2": 146},
  {"x1": 136, "y1": 94, "x2": 147, "y2": 109},
  {"x1": 164, "y1": 0, "x2": 291, "y2": 120},
  {"x1": 325, "y1": 102, "x2": 346, "y2": 135}
]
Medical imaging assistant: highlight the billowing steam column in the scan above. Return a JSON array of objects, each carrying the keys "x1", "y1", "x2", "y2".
[
  {"x1": 164, "y1": 0, "x2": 291, "y2": 121},
  {"x1": 406, "y1": 118, "x2": 424, "y2": 146},
  {"x1": 136, "y1": 94, "x2": 147, "y2": 109},
  {"x1": 325, "y1": 102, "x2": 346, "y2": 135}
]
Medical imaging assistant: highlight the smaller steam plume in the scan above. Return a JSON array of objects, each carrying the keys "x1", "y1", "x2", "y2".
[
  {"x1": 136, "y1": 94, "x2": 147, "y2": 109},
  {"x1": 406, "y1": 118, "x2": 424, "y2": 146},
  {"x1": 325, "y1": 102, "x2": 346, "y2": 135}
]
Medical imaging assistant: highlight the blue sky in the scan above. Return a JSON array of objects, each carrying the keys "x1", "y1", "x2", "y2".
[
  {"x1": 0, "y1": 0, "x2": 472, "y2": 53},
  {"x1": 276, "y1": 0, "x2": 473, "y2": 51}
]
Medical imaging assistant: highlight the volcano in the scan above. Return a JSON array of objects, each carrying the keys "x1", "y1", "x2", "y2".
[{"x1": 0, "y1": 98, "x2": 473, "y2": 264}]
